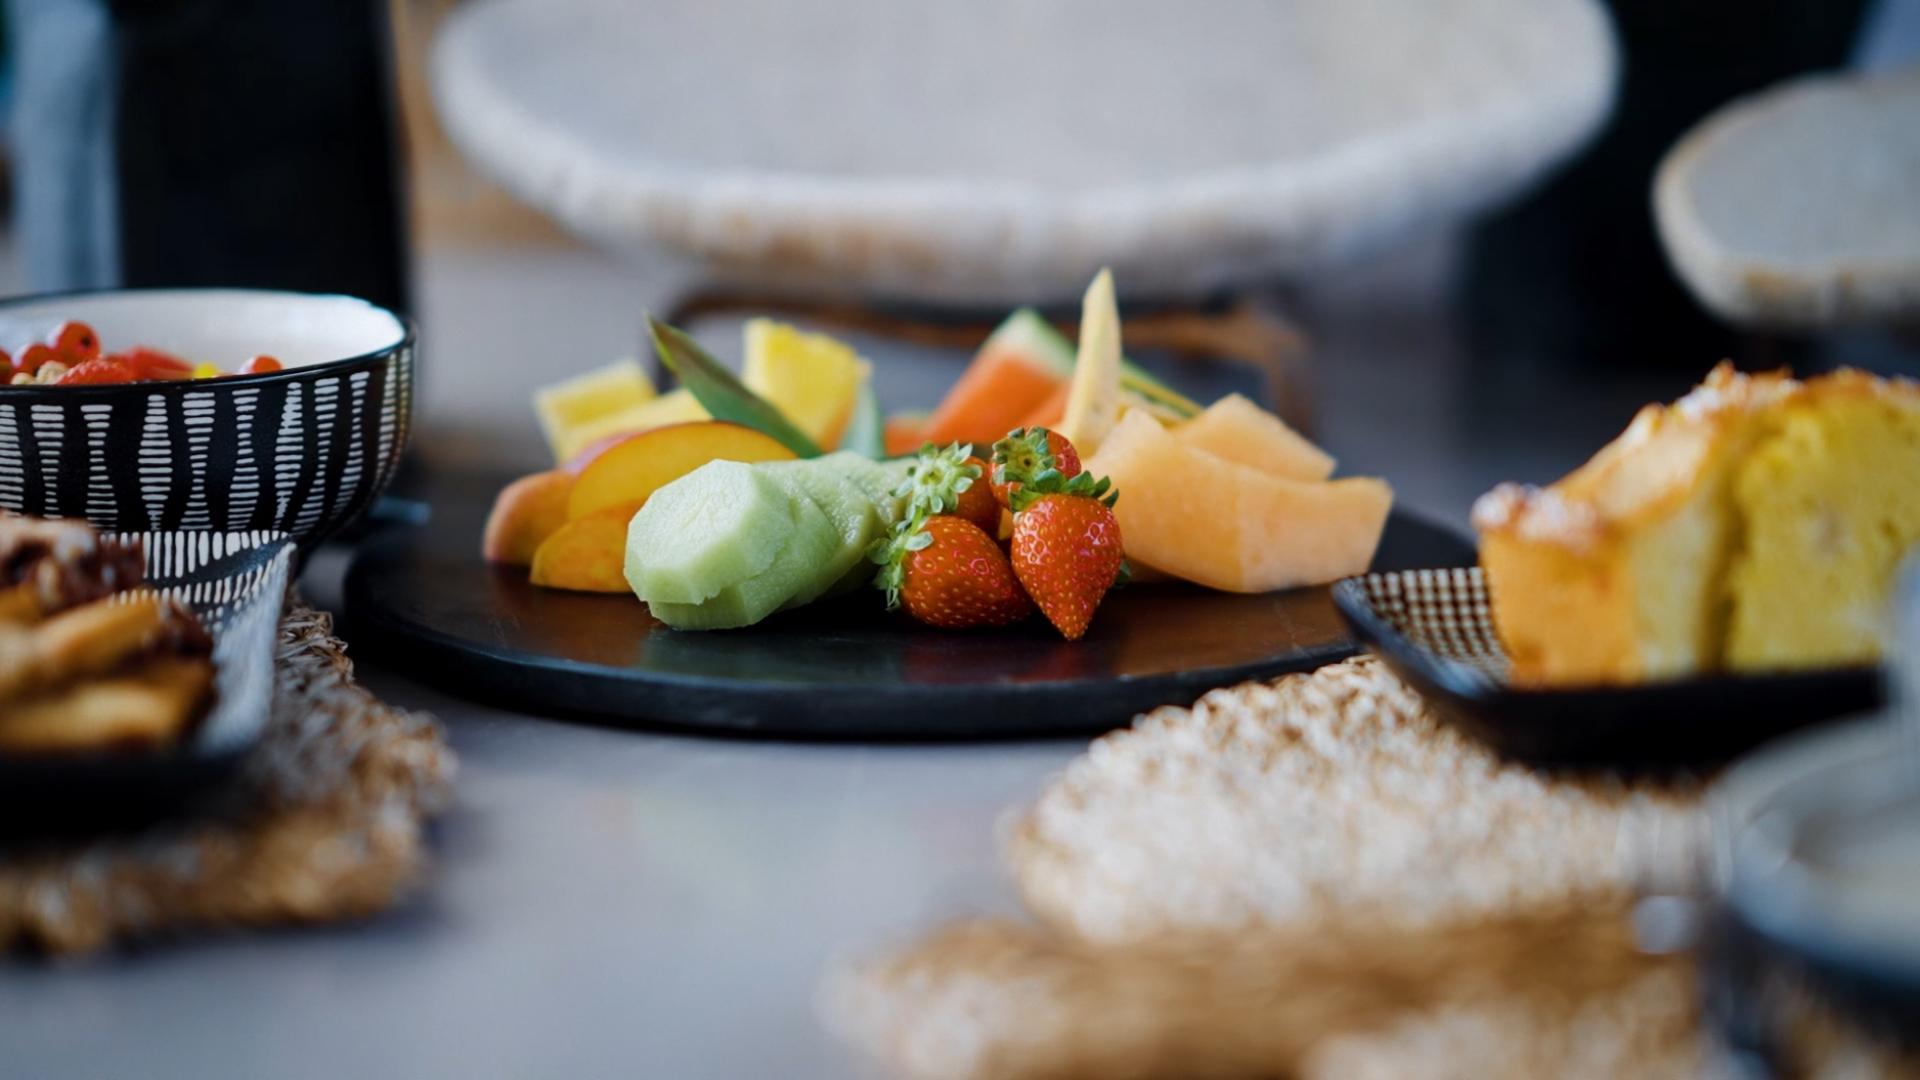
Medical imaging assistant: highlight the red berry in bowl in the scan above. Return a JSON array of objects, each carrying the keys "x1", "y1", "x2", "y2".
[
  {"x1": 114, "y1": 347, "x2": 194, "y2": 380},
  {"x1": 238, "y1": 355, "x2": 284, "y2": 375},
  {"x1": 54, "y1": 358, "x2": 137, "y2": 386},
  {"x1": 15, "y1": 343, "x2": 59, "y2": 375},
  {"x1": 49, "y1": 321, "x2": 100, "y2": 362}
]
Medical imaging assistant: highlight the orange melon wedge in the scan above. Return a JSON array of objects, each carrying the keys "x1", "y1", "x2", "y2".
[
  {"x1": 1089, "y1": 411, "x2": 1391, "y2": 593},
  {"x1": 1174, "y1": 393, "x2": 1334, "y2": 482}
]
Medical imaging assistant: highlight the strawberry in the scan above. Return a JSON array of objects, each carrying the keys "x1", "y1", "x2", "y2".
[
  {"x1": 990, "y1": 427, "x2": 1082, "y2": 510},
  {"x1": 896, "y1": 443, "x2": 1000, "y2": 536},
  {"x1": 1010, "y1": 493, "x2": 1125, "y2": 640},
  {"x1": 54, "y1": 358, "x2": 137, "y2": 386},
  {"x1": 113, "y1": 346, "x2": 194, "y2": 381},
  {"x1": 870, "y1": 513, "x2": 1032, "y2": 630}
]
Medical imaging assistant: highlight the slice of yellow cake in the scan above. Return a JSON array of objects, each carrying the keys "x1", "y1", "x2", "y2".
[
  {"x1": 1475, "y1": 363, "x2": 1920, "y2": 684},
  {"x1": 1725, "y1": 370, "x2": 1920, "y2": 670},
  {"x1": 1473, "y1": 364, "x2": 1800, "y2": 684}
]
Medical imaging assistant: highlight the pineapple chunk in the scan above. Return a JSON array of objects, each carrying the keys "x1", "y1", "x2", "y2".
[
  {"x1": 741, "y1": 319, "x2": 870, "y2": 450},
  {"x1": 551, "y1": 389, "x2": 708, "y2": 465},
  {"x1": 535, "y1": 358, "x2": 656, "y2": 462}
]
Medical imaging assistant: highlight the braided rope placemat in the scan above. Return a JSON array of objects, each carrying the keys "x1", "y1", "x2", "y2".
[
  {"x1": 0, "y1": 597, "x2": 455, "y2": 956},
  {"x1": 826, "y1": 656, "x2": 1916, "y2": 1078}
]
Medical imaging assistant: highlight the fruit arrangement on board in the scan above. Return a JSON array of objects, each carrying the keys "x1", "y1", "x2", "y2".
[
  {"x1": 482, "y1": 270, "x2": 1394, "y2": 638},
  {"x1": 0, "y1": 320, "x2": 285, "y2": 386}
]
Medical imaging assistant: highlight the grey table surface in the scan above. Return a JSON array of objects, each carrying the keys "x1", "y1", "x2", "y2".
[{"x1": 0, "y1": 233, "x2": 1725, "y2": 1079}]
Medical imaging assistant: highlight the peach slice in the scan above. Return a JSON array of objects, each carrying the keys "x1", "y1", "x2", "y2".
[
  {"x1": 482, "y1": 470, "x2": 575, "y2": 566},
  {"x1": 530, "y1": 501, "x2": 645, "y2": 593},
  {"x1": 566, "y1": 421, "x2": 797, "y2": 521}
]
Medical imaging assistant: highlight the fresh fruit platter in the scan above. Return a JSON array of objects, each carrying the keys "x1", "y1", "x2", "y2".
[{"x1": 346, "y1": 272, "x2": 1471, "y2": 735}]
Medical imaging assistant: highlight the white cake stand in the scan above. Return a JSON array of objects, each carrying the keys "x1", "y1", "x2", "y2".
[
  {"x1": 431, "y1": 0, "x2": 1618, "y2": 305},
  {"x1": 1655, "y1": 67, "x2": 1920, "y2": 330}
]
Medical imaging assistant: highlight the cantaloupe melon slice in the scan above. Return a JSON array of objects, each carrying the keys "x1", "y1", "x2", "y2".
[
  {"x1": 1175, "y1": 393, "x2": 1335, "y2": 482},
  {"x1": 1088, "y1": 411, "x2": 1392, "y2": 593}
]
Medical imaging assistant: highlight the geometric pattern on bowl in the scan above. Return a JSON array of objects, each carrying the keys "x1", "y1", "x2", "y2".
[
  {"x1": 1338, "y1": 567, "x2": 1510, "y2": 684},
  {"x1": 0, "y1": 290, "x2": 413, "y2": 549}
]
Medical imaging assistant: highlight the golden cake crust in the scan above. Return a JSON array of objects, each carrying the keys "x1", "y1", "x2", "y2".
[{"x1": 1477, "y1": 362, "x2": 1920, "y2": 685}]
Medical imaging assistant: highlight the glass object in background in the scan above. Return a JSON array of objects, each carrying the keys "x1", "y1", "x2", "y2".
[{"x1": 6, "y1": 0, "x2": 411, "y2": 314}]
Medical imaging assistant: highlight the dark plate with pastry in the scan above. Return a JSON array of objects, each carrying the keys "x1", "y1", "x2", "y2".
[
  {"x1": 0, "y1": 515, "x2": 293, "y2": 827},
  {"x1": 1336, "y1": 364, "x2": 1914, "y2": 771}
]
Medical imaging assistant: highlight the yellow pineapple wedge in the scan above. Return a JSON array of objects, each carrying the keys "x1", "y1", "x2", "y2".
[
  {"x1": 535, "y1": 358, "x2": 657, "y2": 464},
  {"x1": 741, "y1": 319, "x2": 870, "y2": 450},
  {"x1": 550, "y1": 389, "x2": 709, "y2": 466}
]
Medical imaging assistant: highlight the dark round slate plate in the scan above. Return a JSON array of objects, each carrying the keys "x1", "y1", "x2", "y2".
[{"x1": 343, "y1": 494, "x2": 1472, "y2": 738}]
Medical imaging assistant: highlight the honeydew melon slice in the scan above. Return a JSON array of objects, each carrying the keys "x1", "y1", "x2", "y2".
[
  {"x1": 645, "y1": 477, "x2": 839, "y2": 629},
  {"x1": 762, "y1": 461, "x2": 880, "y2": 608},
  {"x1": 623, "y1": 460, "x2": 792, "y2": 605}
]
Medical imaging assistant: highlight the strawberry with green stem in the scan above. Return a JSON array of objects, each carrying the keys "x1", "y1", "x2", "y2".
[
  {"x1": 993, "y1": 428, "x2": 1126, "y2": 641},
  {"x1": 895, "y1": 443, "x2": 1000, "y2": 536},
  {"x1": 989, "y1": 427, "x2": 1082, "y2": 510},
  {"x1": 869, "y1": 508, "x2": 1032, "y2": 630}
]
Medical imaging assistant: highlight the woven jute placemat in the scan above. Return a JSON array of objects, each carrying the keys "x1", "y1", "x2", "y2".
[
  {"x1": 826, "y1": 656, "x2": 1915, "y2": 1079},
  {"x1": 0, "y1": 597, "x2": 455, "y2": 956}
]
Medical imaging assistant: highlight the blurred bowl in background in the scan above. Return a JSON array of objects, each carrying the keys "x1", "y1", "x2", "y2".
[
  {"x1": 0, "y1": 289, "x2": 415, "y2": 549},
  {"x1": 430, "y1": 0, "x2": 1618, "y2": 306}
]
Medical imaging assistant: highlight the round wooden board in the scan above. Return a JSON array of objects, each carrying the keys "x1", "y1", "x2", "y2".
[{"x1": 343, "y1": 493, "x2": 1473, "y2": 739}]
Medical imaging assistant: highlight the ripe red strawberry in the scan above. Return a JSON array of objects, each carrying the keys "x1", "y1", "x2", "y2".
[
  {"x1": 896, "y1": 443, "x2": 1001, "y2": 536},
  {"x1": 1010, "y1": 493, "x2": 1125, "y2": 640},
  {"x1": 113, "y1": 346, "x2": 194, "y2": 380},
  {"x1": 54, "y1": 358, "x2": 137, "y2": 385},
  {"x1": 990, "y1": 427, "x2": 1082, "y2": 510},
  {"x1": 871, "y1": 513, "x2": 1032, "y2": 630}
]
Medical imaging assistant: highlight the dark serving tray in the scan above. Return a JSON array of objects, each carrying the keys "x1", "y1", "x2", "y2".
[
  {"x1": 0, "y1": 530, "x2": 293, "y2": 829},
  {"x1": 343, "y1": 493, "x2": 1475, "y2": 740},
  {"x1": 1332, "y1": 567, "x2": 1885, "y2": 770}
]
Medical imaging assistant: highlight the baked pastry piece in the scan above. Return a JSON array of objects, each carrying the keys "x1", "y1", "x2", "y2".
[
  {"x1": 1724, "y1": 369, "x2": 1920, "y2": 670},
  {"x1": 1474, "y1": 364, "x2": 1920, "y2": 684},
  {"x1": 0, "y1": 516, "x2": 216, "y2": 752}
]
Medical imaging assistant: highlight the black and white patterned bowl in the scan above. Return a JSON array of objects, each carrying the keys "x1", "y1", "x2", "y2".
[
  {"x1": 0, "y1": 289, "x2": 414, "y2": 550},
  {"x1": 0, "y1": 529, "x2": 294, "y2": 827},
  {"x1": 1333, "y1": 567, "x2": 1884, "y2": 770}
]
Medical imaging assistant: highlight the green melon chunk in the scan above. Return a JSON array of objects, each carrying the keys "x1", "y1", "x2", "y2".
[
  {"x1": 647, "y1": 478, "x2": 839, "y2": 630},
  {"x1": 764, "y1": 460, "x2": 881, "y2": 608},
  {"x1": 624, "y1": 460, "x2": 794, "y2": 605},
  {"x1": 831, "y1": 452, "x2": 915, "y2": 528}
]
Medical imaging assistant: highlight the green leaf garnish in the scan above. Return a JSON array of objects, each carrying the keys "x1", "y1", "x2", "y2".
[{"x1": 647, "y1": 315, "x2": 823, "y2": 458}]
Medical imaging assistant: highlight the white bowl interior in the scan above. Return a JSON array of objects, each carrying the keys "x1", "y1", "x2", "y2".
[{"x1": 0, "y1": 289, "x2": 405, "y2": 371}]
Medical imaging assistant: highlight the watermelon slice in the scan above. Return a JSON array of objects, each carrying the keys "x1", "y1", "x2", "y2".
[
  {"x1": 920, "y1": 309, "x2": 1200, "y2": 448},
  {"x1": 883, "y1": 411, "x2": 931, "y2": 456}
]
